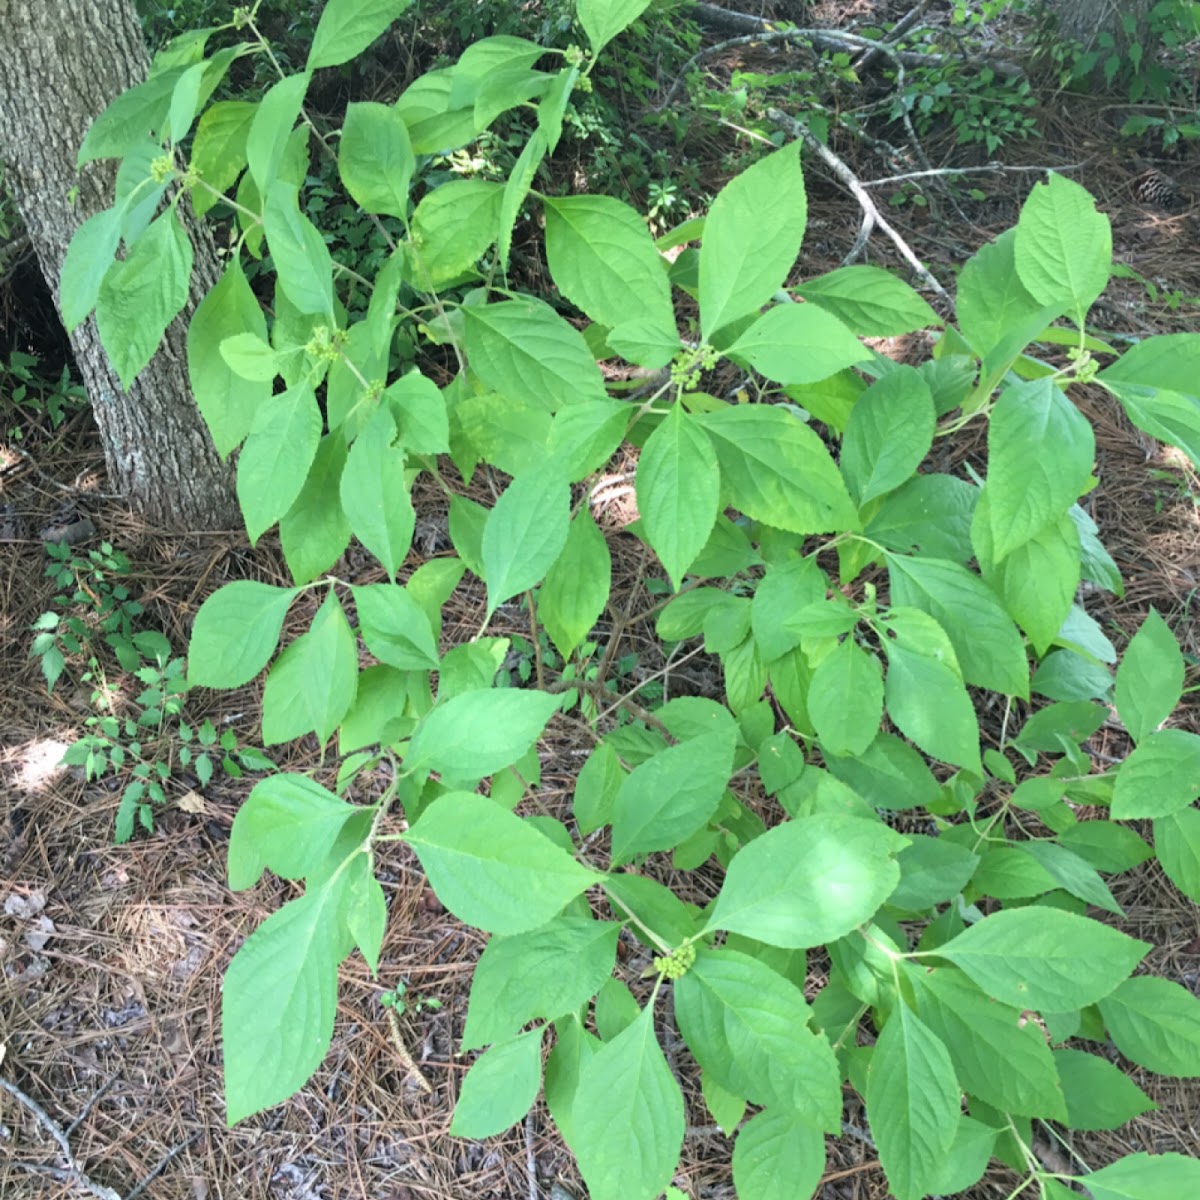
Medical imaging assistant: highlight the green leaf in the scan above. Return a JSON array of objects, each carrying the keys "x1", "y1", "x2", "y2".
[
  {"x1": 732, "y1": 1109, "x2": 825, "y2": 1200},
  {"x1": 395, "y1": 68, "x2": 480, "y2": 155},
  {"x1": 808, "y1": 637, "x2": 883, "y2": 758},
  {"x1": 261, "y1": 593, "x2": 358, "y2": 746},
  {"x1": 189, "y1": 100, "x2": 256, "y2": 216},
  {"x1": 840, "y1": 366, "x2": 936, "y2": 505},
  {"x1": 1115, "y1": 610, "x2": 1184, "y2": 742},
  {"x1": 706, "y1": 813, "x2": 903, "y2": 948},
  {"x1": 866, "y1": 1004, "x2": 960, "y2": 1200},
  {"x1": 882, "y1": 607, "x2": 982, "y2": 775},
  {"x1": 1021, "y1": 841, "x2": 1121, "y2": 915},
  {"x1": 750, "y1": 557, "x2": 827, "y2": 663},
  {"x1": 406, "y1": 687, "x2": 561, "y2": 778},
  {"x1": 1080, "y1": 1153, "x2": 1200, "y2": 1200},
  {"x1": 386, "y1": 369, "x2": 449, "y2": 455},
  {"x1": 956, "y1": 228, "x2": 1062, "y2": 367},
  {"x1": 308, "y1": 0, "x2": 412, "y2": 70},
  {"x1": 222, "y1": 883, "x2": 349, "y2": 1123},
  {"x1": 482, "y1": 470, "x2": 571, "y2": 618},
  {"x1": 188, "y1": 257, "x2": 270, "y2": 457},
  {"x1": 464, "y1": 299, "x2": 608, "y2": 410},
  {"x1": 539, "y1": 509, "x2": 611, "y2": 660},
  {"x1": 912, "y1": 967, "x2": 1066, "y2": 1118},
  {"x1": 450, "y1": 1027, "x2": 543, "y2": 1137},
  {"x1": 95, "y1": 210, "x2": 192, "y2": 388},
  {"x1": 410, "y1": 180, "x2": 502, "y2": 287},
  {"x1": 569, "y1": 1002, "x2": 684, "y2": 1200},
  {"x1": 798, "y1": 265, "x2": 940, "y2": 335},
  {"x1": 280, "y1": 435, "x2": 352, "y2": 585},
  {"x1": 338, "y1": 101, "x2": 414, "y2": 219},
  {"x1": 1014, "y1": 173, "x2": 1111, "y2": 320},
  {"x1": 698, "y1": 405, "x2": 857, "y2": 535},
  {"x1": 594, "y1": 978, "x2": 640, "y2": 1040},
  {"x1": 1058, "y1": 821, "x2": 1152, "y2": 874},
  {"x1": 987, "y1": 378, "x2": 1095, "y2": 561},
  {"x1": 188, "y1": 581, "x2": 298, "y2": 688},
  {"x1": 888, "y1": 836, "x2": 979, "y2": 911},
  {"x1": 263, "y1": 184, "x2": 334, "y2": 318},
  {"x1": 1155, "y1": 808, "x2": 1200, "y2": 902},
  {"x1": 246, "y1": 72, "x2": 309, "y2": 193},
  {"x1": 61, "y1": 208, "x2": 121, "y2": 331},
  {"x1": 610, "y1": 733, "x2": 735, "y2": 864},
  {"x1": 343, "y1": 853, "x2": 386, "y2": 973},
  {"x1": 675, "y1": 948, "x2": 841, "y2": 1129},
  {"x1": 935, "y1": 908, "x2": 1148, "y2": 1010},
  {"x1": 636, "y1": 405, "x2": 721, "y2": 589},
  {"x1": 866, "y1": 474, "x2": 978, "y2": 563},
  {"x1": 340, "y1": 408, "x2": 415, "y2": 580},
  {"x1": 726, "y1": 303, "x2": 868, "y2": 385},
  {"x1": 544, "y1": 194, "x2": 675, "y2": 359},
  {"x1": 354, "y1": 583, "x2": 439, "y2": 670},
  {"x1": 699, "y1": 1072, "x2": 744, "y2": 1137},
  {"x1": 699, "y1": 144, "x2": 807, "y2": 338},
  {"x1": 1054, "y1": 1048, "x2": 1155, "y2": 1131},
  {"x1": 573, "y1": 743, "x2": 624, "y2": 836},
  {"x1": 404, "y1": 792, "x2": 601, "y2": 934},
  {"x1": 236, "y1": 383, "x2": 322, "y2": 543},
  {"x1": 227, "y1": 773, "x2": 357, "y2": 890},
  {"x1": 887, "y1": 554, "x2": 1028, "y2": 696},
  {"x1": 1112, "y1": 729, "x2": 1200, "y2": 819},
  {"x1": 577, "y1": 0, "x2": 653, "y2": 51},
  {"x1": 928, "y1": 1115, "x2": 996, "y2": 1196},
  {"x1": 987, "y1": 510, "x2": 1082, "y2": 656},
  {"x1": 497, "y1": 127, "x2": 547, "y2": 270},
  {"x1": 462, "y1": 917, "x2": 619, "y2": 1049},
  {"x1": 547, "y1": 400, "x2": 630, "y2": 482},
  {"x1": 1097, "y1": 975, "x2": 1200, "y2": 1077},
  {"x1": 78, "y1": 68, "x2": 180, "y2": 164}
]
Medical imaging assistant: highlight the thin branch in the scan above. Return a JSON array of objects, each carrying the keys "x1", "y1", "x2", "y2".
[
  {"x1": 766, "y1": 106, "x2": 954, "y2": 312},
  {"x1": 0, "y1": 1077, "x2": 122, "y2": 1200}
]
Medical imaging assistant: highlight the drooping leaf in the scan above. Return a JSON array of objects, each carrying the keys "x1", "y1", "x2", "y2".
[
  {"x1": 577, "y1": 0, "x2": 654, "y2": 52},
  {"x1": 450, "y1": 1027, "x2": 544, "y2": 1137},
  {"x1": 1112, "y1": 729, "x2": 1200, "y2": 819},
  {"x1": 482, "y1": 469, "x2": 571, "y2": 618},
  {"x1": 699, "y1": 144, "x2": 807, "y2": 338},
  {"x1": 732, "y1": 1108, "x2": 826, "y2": 1200},
  {"x1": 1115, "y1": 609, "x2": 1184, "y2": 742},
  {"x1": 987, "y1": 378, "x2": 1094, "y2": 562},
  {"x1": 1053, "y1": 1048, "x2": 1155, "y2": 1131},
  {"x1": 403, "y1": 793, "x2": 601, "y2": 934},
  {"x1": 726, "y1": 303, "x2": 868, "y2": 386},
  {"x1": 866, "y1": 1004, "x2": 960, "y2": 1200},
  {"x1": 61, "y1": 208, "x2": 121, "y2": 331},
  {"x1": 705, "y1": 814, "x2": 904, "y2": 948},
  {"x1": 462, "y1": 917, "x2": 619, "y2": 1049},
  {"x1": 263, "y1": 184, "x2": 334, "y2": 318},
  {"x1": 675, "y1": 947, "x2": 841, "y2": 1130},
  {"x1": 935, "y1": 908, "x2": 1148, "y2": 1011},
  {"x1": 568, "y1": 1002, "x2": 684, "y2": 1200},
  {"x1": 261, "y1": 592, "x2": 358, "y2": 746},
  {"x1": 636, "y1": 405, "x2": 721, "y2": 589},
  {"x1": 698, "y1": 405, "x2": 857, "y2": 535},
  {"x1": 539, "y1": 508, "x2": 611, "y2": 660},
  {"x1": 840, "y1": 366, "x2": 936, "y2": 506},
  {"x1": 610, "y1": 732, "x2": 736, "y2": 864},
  {"x1": 338, "y1": 100, "x2": 414, "y2": 219},
  {"x1": 1097, "y1": 975, "x2": 1200, "y2": 1078},
  {"x1": 246, "y1": 72, "x2": 309, "y2": 193},
  {"x1": 188, "y1": 580, "x2": 299, "y2": 688},
  {"x1": 308, "y1": 0, "x2": 413, "y2": 70},
  {"x1": 340, "y1": 407, "x2": 415, "y2": 580}
]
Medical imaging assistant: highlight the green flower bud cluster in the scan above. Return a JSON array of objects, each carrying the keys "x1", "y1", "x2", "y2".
[
  {"x1": 654, "y1": 942, "x2": 696, "y2": 980},
  {"x1": 150, "y1": 154, "x2": 176, "y2": 184},
  {"x1": 304, "y1": 325, "x2": 347, "y2": 364}
]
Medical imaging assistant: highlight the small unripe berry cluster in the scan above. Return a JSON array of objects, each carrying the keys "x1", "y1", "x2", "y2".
[{"x1": 654, "y1": 942, "x2": 696, "y2": 980}]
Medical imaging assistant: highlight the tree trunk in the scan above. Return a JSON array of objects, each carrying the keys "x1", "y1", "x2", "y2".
[
  {"x1": 1044, "y1": 0, "x2": 1155, "y2": 58},
  {"x1": 0, "y1": 0, "x2": 238, "y2": 530}
]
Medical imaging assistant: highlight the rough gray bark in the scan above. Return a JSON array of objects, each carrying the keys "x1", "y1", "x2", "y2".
[
  {"x1": 0, "y1": 0, "x2": 238, "y2": 530},
  {"x1": 1044, "y1": 0, "x2": 1155, "y2": 58}
]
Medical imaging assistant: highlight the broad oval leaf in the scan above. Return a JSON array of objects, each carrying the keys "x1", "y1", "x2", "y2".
[
  {"x1": 935, "y1": 908, "x2": 1148, "y2": 1011},
  {"x1": 1054, "y1": 1048, "x2": 1155, "y2": 1131},
  {"x1": 699, "y1": 144, "x2": 807, "y2": 338},
  {"x1": 732, "y1": 1108, "x2": 825, "y2": 1200},
  {"x1": 482, "y1": 469, "x2": 571, "y2": 618},
  {"x1": 1112, "y1": 729, "x2": 1200, "y2": 819},
  {"x1": 539, "y1": 508, "x2": 611, "y2": 661},
  {"x1": 705, "y1": 813, "x2": 904, "y2": 948},
  {"x1": 403, "y1": 792, "x2": 601, "y2": 934},
  {"x1": 726, "y1": 303, "x2": 868, "y2": 386},
  {"x1": 636, "y1": 405, "x2": 721, "y2": 590},
  {"x1": 1097, "y1": 975, "x2": 1200, "y2": 1078},
  {"x1": 188, "y1": 580, "x2": 299, "y2": 688},
  {"x1": 263, "y1": 184, "x2": 334, "y2": 318},
  {"x1": 308, "y1": 0, "x2": 412, "y2": 70},
  {"x1": 450, "y1": 1027, "x2": 544, "y2": 1137},
  {"x1": 1115, "y1": 609, "x2": 1184, "y2": 743},
  {"x1": 798, "y1": 264, "x2": 939, "y2": 335},
  {"x1": 353, "y1": 582, "x2": 439, "y2": 670},
  {"x1": 569, "y1": 1002, "x2": 684, "y2": 1200},
  {"x1": 338, "y1": 100, "x2": 414, "y2": 219},
  {"x1": 807, "y1": 637, "x2": 883, "y2": 758},
  {"x1": 406, "y1": 687, "x2": 561, "y2": 779}
]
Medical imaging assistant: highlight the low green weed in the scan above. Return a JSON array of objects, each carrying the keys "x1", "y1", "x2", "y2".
[
  {"x1": 67, "y1": 1, "x2": 1200, "y2": 1196},
  {"x1": 0, "y1": 351, "x2": 87, "y2": 440}
]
